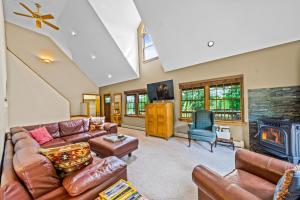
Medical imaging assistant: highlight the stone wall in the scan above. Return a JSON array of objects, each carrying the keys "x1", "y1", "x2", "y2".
[{"x1": 248, "y1": 86, "x2": 300, "y2": 149}]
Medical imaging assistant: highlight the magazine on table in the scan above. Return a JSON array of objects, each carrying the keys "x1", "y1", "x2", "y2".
[{"x1": 104, "y1": 134, "x2": 127, "y2": 143}]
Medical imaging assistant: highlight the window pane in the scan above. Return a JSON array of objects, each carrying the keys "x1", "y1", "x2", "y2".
[
  {"x1": 143, "y1": 34, "x2": 153, "y2": 48},
  {"x1": 209, "y1": 83, "x2": 241, "y2": 121},
  {"x1": 144, "y1": 45, "x2": 158, "y2": 61},
  {"x1": 126, "y1": 95, "x2": 136, "y2": 115},
  {"x1": 181, "y1": 88, "x2": 204, "y2": 118},
  {"x1": 138, "y1": 94, "x2": 149, "y2": 115}
]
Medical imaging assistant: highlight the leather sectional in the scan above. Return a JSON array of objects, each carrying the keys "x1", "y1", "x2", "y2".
[{"x1": 0, "y1": 119, "x2": 126, "y2": 200}]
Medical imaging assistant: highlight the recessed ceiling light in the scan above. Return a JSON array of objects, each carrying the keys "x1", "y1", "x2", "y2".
[
  {"x1": 91, "y1": 55, "x2": 96, "y2": 60},
  {"x1": 208, "y1": 41, "x2": 215, "y2": 47},
  {"x1": 71, "y1": 31, "x2": 77, "y2": 36},
  {"x1": 107, "y1": 74, "x2": 112, "y2": 79}
]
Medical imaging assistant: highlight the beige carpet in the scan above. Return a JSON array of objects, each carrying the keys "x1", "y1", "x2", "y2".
[{"x1": 118, "y1": 127, "x2": 235, "y2": 200}]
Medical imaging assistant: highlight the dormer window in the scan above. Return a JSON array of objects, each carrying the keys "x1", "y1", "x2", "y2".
[{"x1": 142, "y1": 26, "x2": 158, "y2": 62}]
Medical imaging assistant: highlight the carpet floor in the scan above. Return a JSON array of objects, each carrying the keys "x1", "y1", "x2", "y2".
[{"x1": 118, "y1": 127, "x2": 235, "y2": 200}]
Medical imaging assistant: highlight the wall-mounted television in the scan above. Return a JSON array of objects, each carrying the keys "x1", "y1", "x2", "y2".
[{"x1": 147, "y1": 80, "x2": 174, "y2": 101}]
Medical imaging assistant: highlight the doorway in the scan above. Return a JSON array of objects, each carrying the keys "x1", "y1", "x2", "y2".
[
  {"x1": 103, "y1": 94, "x2": 111, "y2": 122},
  {"x1": 81, "y1": 94, "x2": 100, "y2": 117}
]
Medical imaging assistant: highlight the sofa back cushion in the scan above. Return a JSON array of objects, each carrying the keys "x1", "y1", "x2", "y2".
[
  {"x1": 23, "y1": 122, "x2": 60, "y2": 138},
  {"x1": 59, "y1": 119, "x2": 84, "y2": 136},
  {"x1": 12, "y1": 132, "x2": 31, "y2": 145},
  {"x1": 14, "y1": 137, "x2": 40, "y2": 153},
  {"x1": 13, "y1": 147, "x2": 61, "y2": 199}
]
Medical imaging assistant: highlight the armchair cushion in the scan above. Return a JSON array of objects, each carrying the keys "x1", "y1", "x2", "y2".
[
  {"x1": 188, "y1": 129, "x2": 216, "y2": 138},
  {"x1": 62, "y1": 156, "x2": 127, "y2": 197}
]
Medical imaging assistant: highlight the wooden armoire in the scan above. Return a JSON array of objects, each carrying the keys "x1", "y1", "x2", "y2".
[{"x1": 145, "y1": 102, "x2": 174, "y2": 140}]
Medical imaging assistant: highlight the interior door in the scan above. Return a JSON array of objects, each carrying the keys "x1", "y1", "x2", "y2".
[{"x1": 104, "y1": 94, "x2": 111, "y2": 122}]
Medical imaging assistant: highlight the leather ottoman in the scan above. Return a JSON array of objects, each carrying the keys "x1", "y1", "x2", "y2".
[{"x1": 89, "y1": 135, "x2": 138, "y2": 158}]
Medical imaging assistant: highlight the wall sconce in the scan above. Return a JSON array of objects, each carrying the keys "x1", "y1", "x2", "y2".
[{"x1": 38, "y1": 55, "x2": 54, "y2": 64}]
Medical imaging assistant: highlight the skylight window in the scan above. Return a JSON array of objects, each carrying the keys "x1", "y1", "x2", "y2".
[{"x1": 142, "y1": 27, "x2": 158, "y2": 62}]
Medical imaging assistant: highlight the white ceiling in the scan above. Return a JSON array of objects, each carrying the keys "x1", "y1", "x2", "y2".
[
  {"x1": 4, "y1": 0, "x2": 140, "y2": 86},
  {"x1": 134, "y1": 0, "x2": 300, "y2": 71},
  {"x1": 4, "y1": 0, "x2": 300, "y2": 85}
]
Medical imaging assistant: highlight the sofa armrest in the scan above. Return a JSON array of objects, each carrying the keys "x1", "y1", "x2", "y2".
[
  {"x1": 235, "y1": 149, "x2": 294, "y2": 184},
  {"x1": 188, "y1": 123, "x2": 195, "y2": 130},
  {"x1": 63, "y1": 156, "x2": 126, "y2": 197},
  {"x1": 102, "y1": 123, "x2": 118, "y2": 133},
  {"x1": 192, "y1": 165, "x2": 261, "y2": 200}
]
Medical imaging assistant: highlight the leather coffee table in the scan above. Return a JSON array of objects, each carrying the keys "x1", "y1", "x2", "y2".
[{"x1": 89, "y1": 135, "x2": 138, "y2": 158}]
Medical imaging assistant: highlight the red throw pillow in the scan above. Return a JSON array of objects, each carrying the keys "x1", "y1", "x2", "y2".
[{"x1": 30, "y1": 127, "x2": 53, "y2": 144}]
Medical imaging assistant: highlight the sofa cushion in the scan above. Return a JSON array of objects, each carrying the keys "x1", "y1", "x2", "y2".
[
  {"x1": 41, "y1": 138, "x2": 69, "y2": 148},
  {"x1": 10, "y1": 127, "x2": 27, "y2": 135},
  {"x1": 14, "y1": 137, "x2": 40, "y2": 153},
  {"x1": 30, "y1": 127, "x2": 53, "y2": 145},
  {"x1": 87, "y1": 130, "x2": 107, "y2": 138},
  {"x1": 39, "y1": 142, "x2": 93, "y2": 177},
  {"x1": 11, "y1": 132, "x2": 31, "y2": 145},
  {"x1": 62, "y1": 133, "x2": 91, "y2": 143},
  {"x1": 59, "y1": 119, "x2": 84, "y2": 136},
  {"x1": 23, "y1": 123, "x2": 60, "y2": 138},
  {"x1": 273, "y1": 165, "x2": 300, "y2": 200},
  {"x1": 225, "y1": 169, "x2": 276, "y2": 200},
  {"x1": 62, "y1": 156, "x2": 126, "y2": 197},
  {"x1": 13, "y1": 147, "x2": 61, "y2": 199}
]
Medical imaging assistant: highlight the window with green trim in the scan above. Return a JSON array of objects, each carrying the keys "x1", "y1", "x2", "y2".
[{"x1": 181, "y1": 88, "x2": 205, "y2": 118}]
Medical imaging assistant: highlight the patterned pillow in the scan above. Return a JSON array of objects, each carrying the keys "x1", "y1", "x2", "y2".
[
  {"x1": 274, "y1": 165, "x2": 300, "y2": 200},
  {"x1": 39, "y1": 142, "x2": 93, "y2": 176}
]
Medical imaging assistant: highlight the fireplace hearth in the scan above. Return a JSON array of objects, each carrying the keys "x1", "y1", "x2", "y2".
[{"x1": 254, "y1": 118, "x2": 300, "y2": 164}]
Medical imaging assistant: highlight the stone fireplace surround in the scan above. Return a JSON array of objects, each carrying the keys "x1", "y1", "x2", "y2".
[{"x1": 248, "y1": 85, "x2": 300, "y2": 163}]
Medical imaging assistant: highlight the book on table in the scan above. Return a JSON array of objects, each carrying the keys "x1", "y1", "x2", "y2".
[{"x1": 99, "y1": 179, "x2": 147, "y2": 200}]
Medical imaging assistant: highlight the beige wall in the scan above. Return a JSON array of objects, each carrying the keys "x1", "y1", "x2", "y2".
[
  {"x1": 99, "y1": 29, "x2": 300, "y2": 147},
  {"x1": 0, "y1": 0, "x2": 8, "y2": 161},
  {"x1": 7, "y1": 51, "x2": 70, "y2": 127},
  {"x1": 6, "y1": 23, "x2": 99, "y2": 115}
]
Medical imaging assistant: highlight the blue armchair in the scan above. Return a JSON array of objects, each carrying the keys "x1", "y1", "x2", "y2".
[{"x1": 188, "y1": 110, "x2": 217, "y2": 152}]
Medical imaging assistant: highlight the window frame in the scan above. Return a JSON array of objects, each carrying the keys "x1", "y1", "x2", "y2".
[
  {"x1": 141, "y1": 26, "x2": 159, "y2": 63},
  {"x1": 124, "y1": 89, "x2": 149, "y2": 118},
  {"x1": 179, "y1": 75, "x2": 244, "y2": 124}
]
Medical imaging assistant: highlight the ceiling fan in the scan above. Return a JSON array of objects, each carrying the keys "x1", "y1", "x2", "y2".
[{"x1": 13, "y1": 2, "x2": 59, "y2": 30}]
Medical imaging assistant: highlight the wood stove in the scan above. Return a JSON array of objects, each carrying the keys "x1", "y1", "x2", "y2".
[{"x1": 256, "y1": 118, "x2": 300, "y2": 164}]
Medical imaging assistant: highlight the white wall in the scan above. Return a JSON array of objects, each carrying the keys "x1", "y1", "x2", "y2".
[
  {"x1": 7, "y1": 51, "x2": 70, "y2": 127},
  {"x1": 0, "y1": 0, "x2": 8, "y2": 161}
]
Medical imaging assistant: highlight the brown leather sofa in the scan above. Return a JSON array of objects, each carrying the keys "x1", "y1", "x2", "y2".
[
  {"x1": 0, "y1": 122, "x2": 127, "y2": 200},
  {"x1": 10, "y1": 119, "x2": 118, "y2": 148},
  {"x1": 192, "y1": 149, "x2": 295, "y2": 200}
]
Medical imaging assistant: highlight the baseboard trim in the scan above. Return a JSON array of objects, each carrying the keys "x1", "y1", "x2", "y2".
[
  {"x1": 121, "y1": 124, "x2": 145, "y2": 131},
  {"x1": 174, "y1": 132, "x2": 188, "y2": 139}
]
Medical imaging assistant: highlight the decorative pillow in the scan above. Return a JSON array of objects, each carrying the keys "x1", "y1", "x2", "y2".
[
  {"x1": 30, "y1": 127, "x2": 53, "y2": 145},
  {"x1": 90, "y1": 117, "x2": 105, "y2": 125},
  {"x1": 39, "y1": 142, "x2": 93, "y2": 177},
  {"x1": 274, "y1": 165, "x2": 300, "y2": 200},
  {"x1": 89, "y1": 117, "x2": 105, "y2": 131}
]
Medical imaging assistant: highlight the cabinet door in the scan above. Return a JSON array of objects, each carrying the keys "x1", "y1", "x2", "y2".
[
  {"x1": 156, "y1": 105, "x2": 166, "y2": 137},
  {"x1": 146, "y1": 105, "x2": 157, "y2": 136}
]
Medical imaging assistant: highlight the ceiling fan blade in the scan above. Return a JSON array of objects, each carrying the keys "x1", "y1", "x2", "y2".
[
  {"x1": 19, "y1": 2, "x2": 35, "y2": 15},
  {"x1": 41, "y1": 14, "x2": 54, "y2": 20},
  {"x1": 13, "y1": 12, "x2": 33, "y2": 18},
  {"x1": 42, "y1": 20, "x2": 59, "y2": 30},
  {"x1": 36, "y1": 20, "x2": 42, "y2": 28}
]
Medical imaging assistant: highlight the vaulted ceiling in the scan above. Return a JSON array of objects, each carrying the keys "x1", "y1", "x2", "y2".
[{"x1": 4, "y1": 0, "x2": 300, "y2": 86}]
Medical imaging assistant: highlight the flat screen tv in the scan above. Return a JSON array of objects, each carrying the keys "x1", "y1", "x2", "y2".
[{"x1": 147, "y1": 80, "x2": 174, "y2": 101}]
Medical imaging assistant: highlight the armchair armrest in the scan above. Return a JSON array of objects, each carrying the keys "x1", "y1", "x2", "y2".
[
  {"x1": 188, "y1": 123, "x2": 195, "y2": 130},
  {"x1": 235, "y1": 149, "x2": 294, "y2": 184},
  {"x1": 212, "y1": 125, "x2": 217, "y2": 133},
  {"x1": 192, "y1": 165, "x2": 261, "y2": 200}
]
